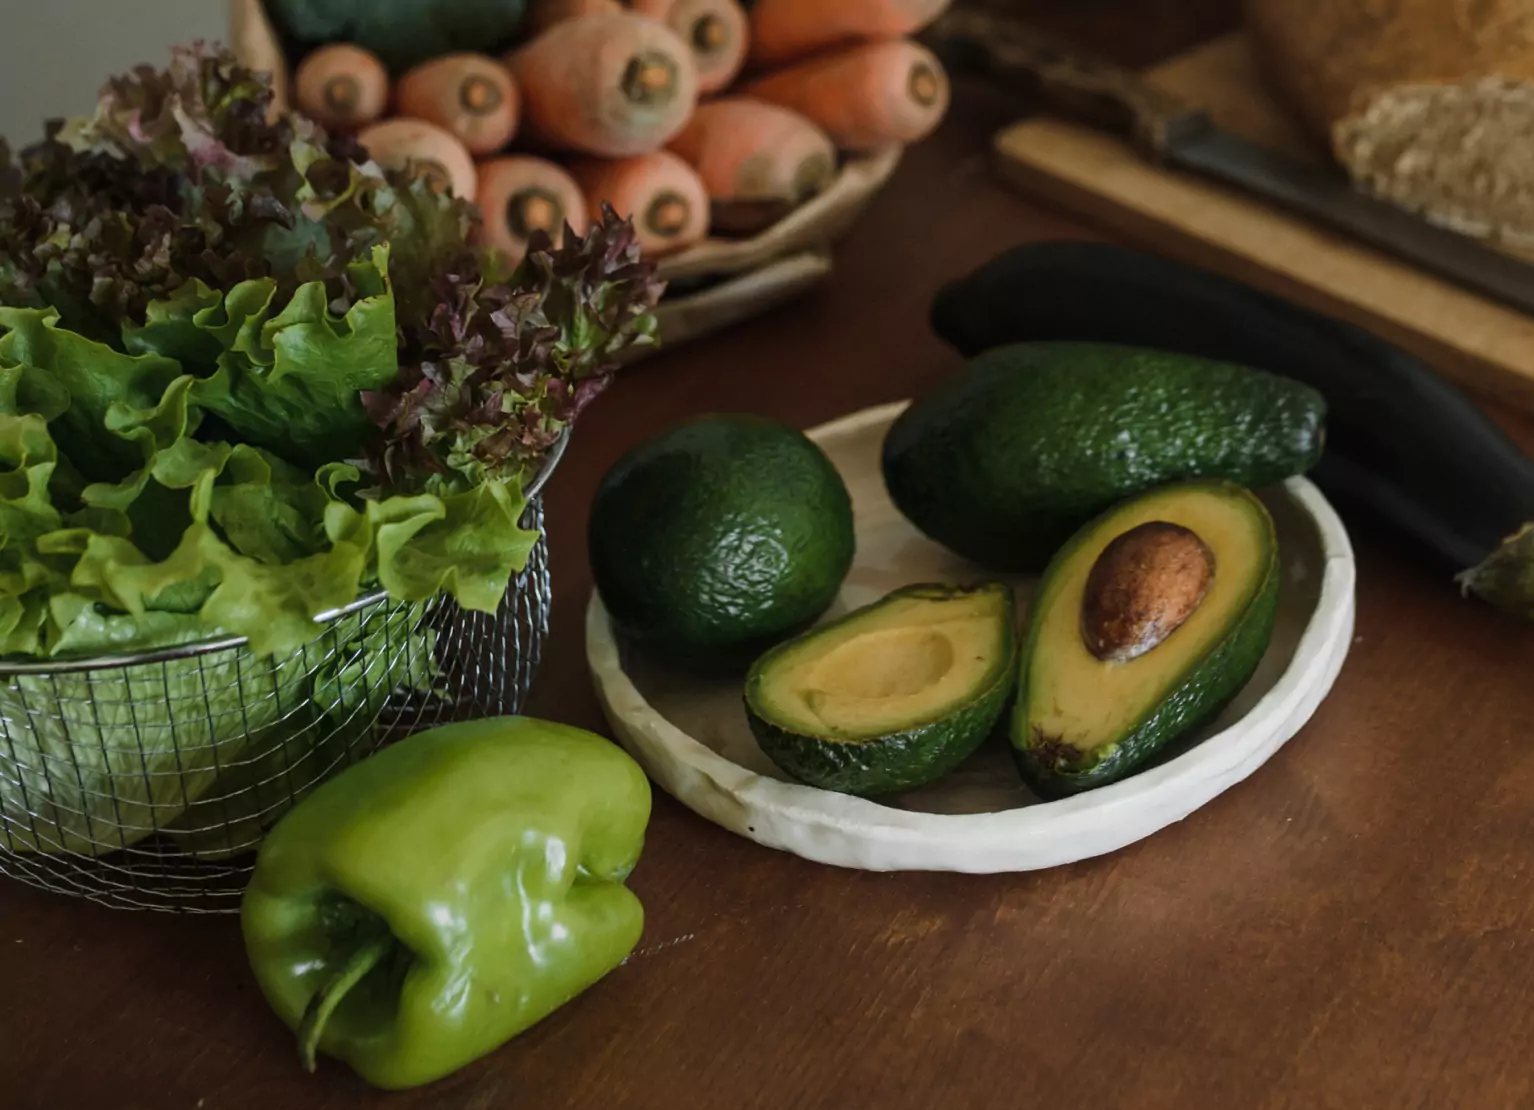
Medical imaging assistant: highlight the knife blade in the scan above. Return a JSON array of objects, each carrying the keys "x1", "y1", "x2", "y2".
[{"x1": 926, "y1": 8, "x2": 1534, "y2": 319}]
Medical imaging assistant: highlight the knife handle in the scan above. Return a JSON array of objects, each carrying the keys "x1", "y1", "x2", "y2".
[{"x1": 926, "y1": 7, "x2": 1212, "y2": 158}]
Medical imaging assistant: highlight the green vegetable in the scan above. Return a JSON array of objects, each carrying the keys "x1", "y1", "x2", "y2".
[
  {"x1": 266, "y1": 0, "x2": 530, "y2": 75},
  {"x1": 929, "y1": 239, "x2": 1534, "y2": 621},
  {"x1": 0, "y1": 46, "x2": 663, "y2": 857},
  {"x1": 0, "y1": 331, "x2": 534, "y2": 660},
  {"x1": 1012, "y1": 482, "x2": 1279, "y2": 797},
  {"x1": 362, "y1": 208, "x2": 663, "y2": 497},
  {"x1": 588, "y1": 414, "x2": 855, "y2": 670},
  {"x1": 1, "y1": 50, "x2": 420, "y2": 338},
  {"x1": 745, "y1": 582, "x2": 1016, "y2": 796},
  {"x1": 161, "y1": 602, "x2": 436, "y2": 859},
  {"x1": 0, "y1": 606, "x2": 434, "y2": 855},
  {"x1": 241, "y1": 716, "x2": 651, "y2": 1090},
  {"x1": 0, "y1": 46, "x2": 663, "y2": 664},
  {"x1": 881, "y1": 342, "x2": 1325, "y2": 572}
]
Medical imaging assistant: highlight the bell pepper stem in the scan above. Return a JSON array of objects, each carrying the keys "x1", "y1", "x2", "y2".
[{"x1": 297, "y1": 933, "x2": 394, "y2": 1073}]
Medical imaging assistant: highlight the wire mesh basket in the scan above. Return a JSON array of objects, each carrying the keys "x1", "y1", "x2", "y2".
[{"x1": 0, "y1": 445, "x2": 563, "y2": 913}]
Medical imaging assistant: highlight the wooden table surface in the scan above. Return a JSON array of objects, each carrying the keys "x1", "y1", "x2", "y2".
[{"x1": 8, "y1": 4, "x2": 1534, "y2": 1108}]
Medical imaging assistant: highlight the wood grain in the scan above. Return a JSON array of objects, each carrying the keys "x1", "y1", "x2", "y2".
[
  {"x1": 993, "y1": 33, "x2": 1534, "y2": 413},
  {"x1": 10, "y1": 5, "x2": 1534, "y2": 1109}
]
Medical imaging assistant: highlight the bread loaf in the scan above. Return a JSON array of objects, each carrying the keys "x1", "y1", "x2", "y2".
[{"x1": 1246, "y1": 0, "x2": 1534, "y2": 245}]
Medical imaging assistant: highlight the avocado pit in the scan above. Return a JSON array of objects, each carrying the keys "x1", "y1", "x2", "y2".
[{"x1": 1081, "y1": 521, "x2": 1214, "y2": 663}]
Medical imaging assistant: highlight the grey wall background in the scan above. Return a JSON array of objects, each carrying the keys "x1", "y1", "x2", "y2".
[{"x1": 0, "y1": 0, "x2": 225, "y2": 143}]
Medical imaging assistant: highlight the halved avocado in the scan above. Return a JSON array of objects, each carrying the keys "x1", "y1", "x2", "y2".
[
  {"x1": 1012, "y1": 481, "x2": 1279, "y2": 798},
  {"x1": 744, "y1": 583, "x2": 1016, "y2": 796}
]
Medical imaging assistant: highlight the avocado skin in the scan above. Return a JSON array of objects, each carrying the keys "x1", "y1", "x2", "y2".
[
  {"x1": 749, "y1": 677, "x2": 1012, "y2": 797},
  {"x1": 743, "y1": 584, "x2": 1016, "y2": 798},
  {"x1": 929, "y1": 239, "x2": 1534, "y2": 579},
  {"x1": 881, "y1": 342, "x2": 1325, "y2": 572},
  {"x1": 1010, "y1": 502, "x2": 1280, "y2": 799},
  {"x1": 589, "y1": 414, "x2": 855, "y2": 671}
]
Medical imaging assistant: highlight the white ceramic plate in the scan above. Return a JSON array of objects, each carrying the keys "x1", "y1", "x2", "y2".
[{"x1": 586, "y1": 402, "x2": 1356, "y2": 873}]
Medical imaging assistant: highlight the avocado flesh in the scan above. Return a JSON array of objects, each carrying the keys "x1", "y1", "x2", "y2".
[
  {"x1": 1013, "y1": 482, "x2": 1279, "y2": 797},
  {"x1": 746, "y1": 583, "x2": 1016, "y2": 796}
]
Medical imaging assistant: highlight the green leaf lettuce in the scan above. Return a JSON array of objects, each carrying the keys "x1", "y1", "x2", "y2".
[{"x1": 0, "y1": 46, "x2": 664, "y2": 858}]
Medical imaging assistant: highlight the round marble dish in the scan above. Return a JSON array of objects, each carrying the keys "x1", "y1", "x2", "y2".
[{"x1": 586, "y1": 402, "x2": 1356, "y2": 873}]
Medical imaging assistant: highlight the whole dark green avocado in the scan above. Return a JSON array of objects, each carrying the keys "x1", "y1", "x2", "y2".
[
  {"x1": 882, "y1": 342, "x2": 1326, "y2": 571},
  {"x1": 589, "y1": 414, "x2": 855, "y2": 669}
]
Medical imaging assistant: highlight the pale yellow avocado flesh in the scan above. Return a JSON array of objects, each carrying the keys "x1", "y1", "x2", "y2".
[
  {"x1": 1025, "y1": 486, "x2": 1268, "y2": 753},
  {"x1": 758, "y1": 590, "x2": 1007, "y2": 739}
]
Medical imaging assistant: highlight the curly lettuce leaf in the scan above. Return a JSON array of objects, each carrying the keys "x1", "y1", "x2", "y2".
[
  {"x1": 365, "y1": 207, "x2": 664, "y2": 494},
  {"x1": 57, "y1": 43, "x2": 297, "y2": 179},
  {"x1": 0, "y1": 380, "x2": 66, "y2": 651},
  {"x1": 129, "y1": 246, "x2": 399, "y2": 466},
  {"x1": 1, "y1": 47, "x2": 652, "y2": 503},
  {"x1": 0, "y1": 46, "x2": 645, "y2": 672},
  {"x1": 367, "y1": 479, "x2": 534, "y2": 612},
  {"x1": 209, "y1": 446, "x2": 334, "y2": 564},
  {"x1": 0, "y1": 307, "x2": 184, "y2": 479},
  {"x1": 0, "y1": 317, "x2": 534, "y2": 659},
  {"x1": 0, "y1": 45, "x2": 465, "y2": 341},
  {"x1": 2, "y1": 246, "x2": 393, "y2": 478}
]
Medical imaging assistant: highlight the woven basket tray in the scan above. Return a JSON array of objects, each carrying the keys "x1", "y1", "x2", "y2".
[{"x1": 228, "y1": 0, "x2": 902, "y2": 353}]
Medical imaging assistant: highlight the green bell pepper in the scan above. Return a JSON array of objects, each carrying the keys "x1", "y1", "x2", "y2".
[{"x1": 240, "y1": 716, "x2": 652, "y2": 1090}]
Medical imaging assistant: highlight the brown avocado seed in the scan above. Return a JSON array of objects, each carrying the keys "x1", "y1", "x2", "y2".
[{"x1": 1081, "y1": 521, "x2": 1215, "y2": 663}]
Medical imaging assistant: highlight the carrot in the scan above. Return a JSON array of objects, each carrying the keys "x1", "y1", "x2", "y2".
[
  {"x1": 667, "y1": 97, "x2": 834, "y2": 232},
  {"x1": 747, "y1": 0, "x2": 951, "y2": 67},
  {"x1": 527, "y1": 0, "x2": 620, "y2": 34},
  {"x1": 627, "y1": 0, "x2": 749, "y2": 94},
  {"x1": 506, "y1": 12, "x2": 700, "y2": 157},
  {"x1": 476, "y1": 157, "x2": 589, "y2": 265},
  {"x1": 293, "y1": 44, "x2": 389, "y2": 131},
  {"x1": 568, "y1": 151, "x2": 709, "y2": 256},
  {"x1": 743, "y1": 39, "x2": 950, "y2": 150},
  {"x1": 395, "y1": 54, "x2": 521, "y2": 155},
  {"x1": 356, "y1": 119, "x2": 479, "y2": 202}
]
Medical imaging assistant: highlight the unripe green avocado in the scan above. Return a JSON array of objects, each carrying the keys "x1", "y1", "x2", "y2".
[
  {"x1": 588, "y1": 414, "x2": 855, "y2": 670},
  {"x1": 882, "y1": 342, "x2": 1325, "y2": 572}
]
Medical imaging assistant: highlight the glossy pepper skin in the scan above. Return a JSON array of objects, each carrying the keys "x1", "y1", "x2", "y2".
[{"x1": 240, "y1": 716, "x2": 652, "y2": 1090}]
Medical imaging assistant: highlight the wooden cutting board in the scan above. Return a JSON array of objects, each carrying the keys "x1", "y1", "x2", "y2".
[{"x1": 992, "y1": 33, "x2": 1534, "y2": 411}]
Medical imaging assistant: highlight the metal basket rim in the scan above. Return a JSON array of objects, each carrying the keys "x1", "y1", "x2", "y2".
[{"x1": 0, "y1": 435, "x2": 567, "y2": 677}]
